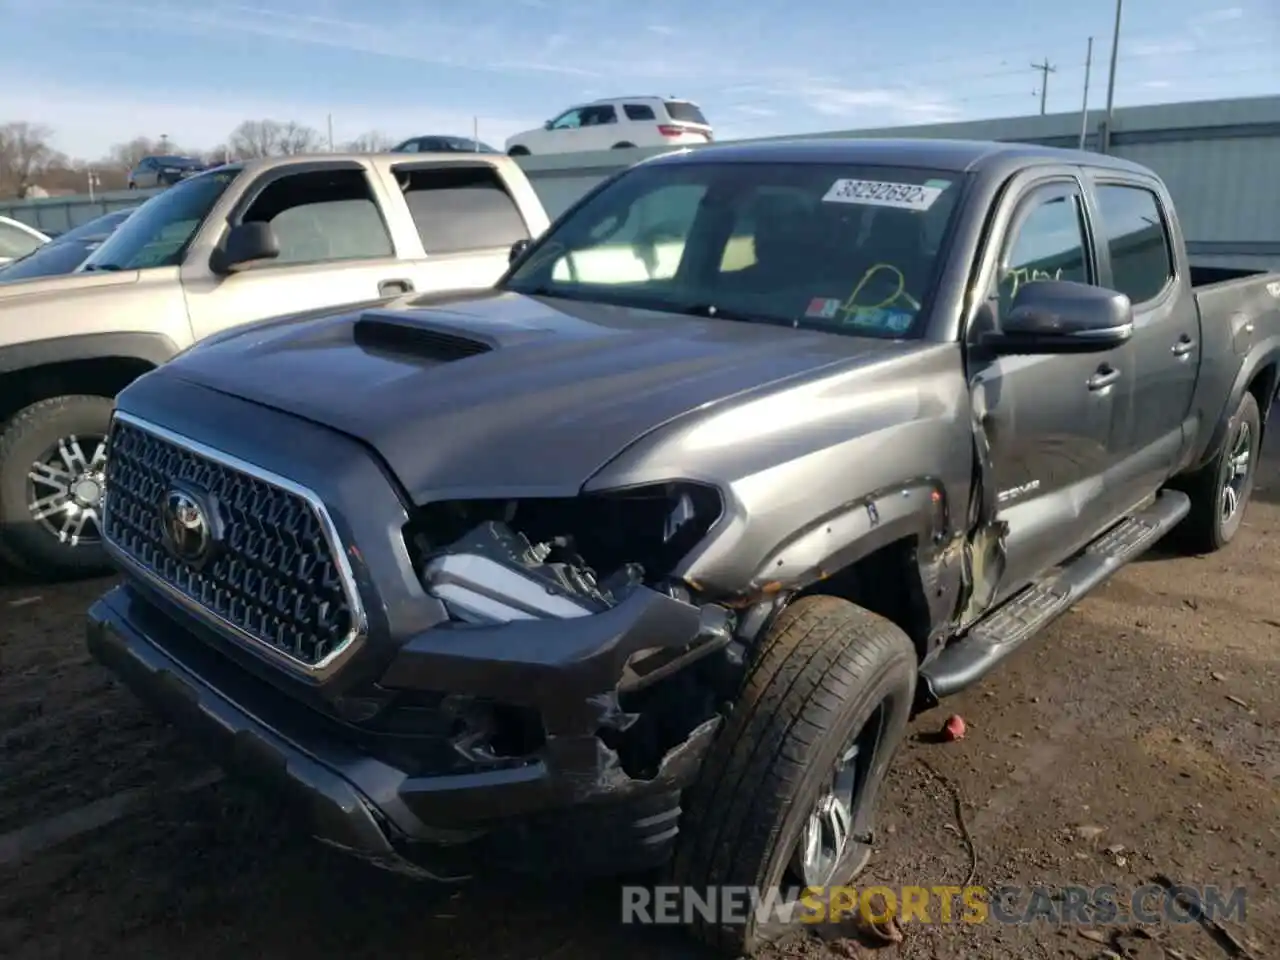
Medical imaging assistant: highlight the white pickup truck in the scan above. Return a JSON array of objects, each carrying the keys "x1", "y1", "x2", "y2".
[{"x1": 0, "y1": 152, "x2": 550, "y2": 577}]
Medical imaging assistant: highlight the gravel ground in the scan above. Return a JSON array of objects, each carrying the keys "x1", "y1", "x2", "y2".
[{"x1": 2, "y1": 442, "x2": 1277, "y2": 960}]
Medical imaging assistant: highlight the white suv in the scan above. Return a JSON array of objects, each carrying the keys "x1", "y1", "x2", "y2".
[{"x1": 505, "y1": 97, "x2": 713, "y2": 156}]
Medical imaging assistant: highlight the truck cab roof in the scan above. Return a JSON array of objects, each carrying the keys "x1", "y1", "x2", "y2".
[{"x1": 648, "y1": 137, "x2": 1155, "y2": 178}]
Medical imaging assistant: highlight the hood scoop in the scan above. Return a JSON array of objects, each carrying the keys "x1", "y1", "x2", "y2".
[{"x1": 353, "y1": 314, "x2": 494, "y2": 362}]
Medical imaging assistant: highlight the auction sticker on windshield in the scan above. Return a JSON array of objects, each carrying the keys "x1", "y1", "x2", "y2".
[{"x1": 823, "y1": 178, "x2": 945, "y2": 211}]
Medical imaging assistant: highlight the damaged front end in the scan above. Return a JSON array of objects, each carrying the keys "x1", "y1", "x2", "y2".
[{"x1": 376, "y1": 483, "x2": 744, "y2": 854}]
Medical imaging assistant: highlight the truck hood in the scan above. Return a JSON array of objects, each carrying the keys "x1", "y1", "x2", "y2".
[
  {"x1": 0, "y1": 268, "x2": 139, "y2": 301},
  {"x1": 163, "y1": 290, "x2": 906, "y2": 501}
]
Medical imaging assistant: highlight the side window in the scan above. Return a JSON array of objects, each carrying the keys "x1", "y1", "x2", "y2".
[
  {"x1": 396, "y1": 165, "x2": 529, "y2": 254},
  {"x1": 0, "y1": 222, "x2": 43, "y2": 258},
  {"x1": 998, "y1": 191, "x2": 1090, "y2": 314},
  {"x1": 624, "y1": 103, "x2": 656, "y2": 121},
  {"x1": 550, "y1": 109, "x2": 583, "y2": 130},
  {"x1": 241, "y1": 168, "x2": 394, "y2": 265},
  {"x1": 1094, "y1": 184, "x2": 1174, "y2": 304},
  {"x1": 399, "y1": 140, "x2": 421, "y2": 153}
]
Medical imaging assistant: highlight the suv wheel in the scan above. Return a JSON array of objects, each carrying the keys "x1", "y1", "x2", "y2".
[
  {"x1": 0, "y1": 395, "x2": 116, "y2": 578},
  {"x1": 1174, "y1": 390, "x2": 1261, "y2": 553},
  {"x1": 507, "y1": 146, "x2": 531, "y2": 156},
  {"x1": 672, "y1": 595, "x2": 916, "y2": 956}
]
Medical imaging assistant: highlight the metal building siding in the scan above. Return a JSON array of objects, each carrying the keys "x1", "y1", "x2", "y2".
[{"x1": 1115, "y1": 136, "x2": 1280, "y2": 244}]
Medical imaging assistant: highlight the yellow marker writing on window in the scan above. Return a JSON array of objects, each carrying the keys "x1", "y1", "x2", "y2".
[{"x1": 839, "y1": 263, "x2": 922, "y2": 314}]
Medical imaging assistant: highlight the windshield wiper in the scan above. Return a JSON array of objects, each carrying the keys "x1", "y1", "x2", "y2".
[{"x1": 676, "y1": 303, "x2": 795, "y2": 328}]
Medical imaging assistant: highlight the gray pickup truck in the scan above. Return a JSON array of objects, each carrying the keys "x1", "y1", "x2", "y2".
[
  {"x1": 0, "y1": 153, "x2": 548, "y2": 577},
  {"x1": 87, "y1": 139, "x2": 1279, "y2": 956}
]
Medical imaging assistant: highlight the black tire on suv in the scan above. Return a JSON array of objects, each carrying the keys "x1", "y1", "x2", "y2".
[
  {"x1": 0, "y1": 395, "x2": 116, "y2": 577},
  {"x1": 1174, "y1": 390, "x2": 1261, "y2": 553},
  {"x1": 672, "y1": 594, "x2": 917, "y2": 956}
]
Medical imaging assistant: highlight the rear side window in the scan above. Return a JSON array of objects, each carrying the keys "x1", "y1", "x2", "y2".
[
  {"x1": 1094, "y1": 184, "x2": 1174, "y2": 304},
  {"x1": 396, "y1": 165, "x2": 529, "y2": 254},
  {"x1": 624, "y1": 103, "x2": 656, "y2": 121},
  {"x1": 664, "y1": 101, "x2": 708, "y2": 125}
]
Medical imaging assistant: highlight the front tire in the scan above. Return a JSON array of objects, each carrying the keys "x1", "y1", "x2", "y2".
[
  {"x1": 507, "y1": 145, "x2": 530, "y2": 156},
  {"x1": 1175, "y1": 390, "x2": 1261, "y2": 553},
  {"x1": 0, "y1": 395, "x2": 116, "y2": 578},
  {"x1": 672, "y1": 595, "x2": 917, "y2": 956}
]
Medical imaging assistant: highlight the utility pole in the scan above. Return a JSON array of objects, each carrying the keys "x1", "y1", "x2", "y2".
[
  {"x1": 473, "y1": 116, "x2": 479, "y2": 151},
  {"x1": 1102, "y1": 0, "x2": 1124, "y2": 153},
  {"x1": 327, "y1": 114, "x2": 335, "y2": 152},
  {"x1": 1031, "y1": 58, "x2": 1057, "y2": 115},
  {"x1": 1079, "y1": 36, "x2": 1094, "y2": 149}
]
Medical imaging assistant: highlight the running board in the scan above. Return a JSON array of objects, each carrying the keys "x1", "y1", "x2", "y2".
[{"x1": 916, "y1": 489, "x2": 1190, "y2": 711}]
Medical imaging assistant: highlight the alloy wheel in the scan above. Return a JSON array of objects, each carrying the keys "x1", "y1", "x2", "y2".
[
  {"x1": 789, "y1": 704, "x2": 885, "y2": 888},
  {"x1": 1220, "y1": 421, "x2": 1252, "y2": 524},
  {"x1": 27, "y1": 433, "x2": 108, "y2": 546}
]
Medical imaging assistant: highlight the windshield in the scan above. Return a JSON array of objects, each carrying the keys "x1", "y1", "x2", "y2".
[
  {"x1": 0, "y1": 209, "x2": 137, "y2": 282},
  {"x1": 501, "y1": 160, "x2": 963, "y2": 338},
  {"x1": 81, "y1": 168, "x2": 239, "y2": 271}
]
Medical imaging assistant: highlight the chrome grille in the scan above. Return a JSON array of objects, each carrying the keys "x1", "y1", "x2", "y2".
[{"x1": 102, "y1": 414, "x2": 363, "y2": 669}]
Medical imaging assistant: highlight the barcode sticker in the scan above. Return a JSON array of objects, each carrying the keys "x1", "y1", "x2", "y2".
[{"x1": 822, "y1": 178, "x2": 944, "y2": 211}]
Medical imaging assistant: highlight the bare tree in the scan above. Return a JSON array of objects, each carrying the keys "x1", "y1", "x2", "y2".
[
  {"x1": 227, "y1": 120, "x2": 281, "y2": 159},
  {"x1": 104, "y1": 135, "x2": 181, "y2": 172},
  {"x1": 0, "y1": 122, "x2": 57, "y2": 197},
  {"x1": 343, "y1": 130, "x2": 395, "y2": 152},
  {"x1": 227, "y1": 119, "x2": 323, "y2": 158},
  {"x1": 277, "y1": 121, "x2": 324, "y2": 155}
]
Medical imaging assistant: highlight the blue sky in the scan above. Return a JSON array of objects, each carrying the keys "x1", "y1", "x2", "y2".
[{"x1": 1, "y1": 0, "x2": 1275, "y2": 159}]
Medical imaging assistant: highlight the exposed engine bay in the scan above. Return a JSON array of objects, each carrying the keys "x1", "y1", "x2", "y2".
[{"x1": 404, "y1": 484, "x2": 744, "y2": 780}]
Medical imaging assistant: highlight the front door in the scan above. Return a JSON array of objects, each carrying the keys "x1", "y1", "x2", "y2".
[
  {"x1": 181, "y1": 166, "x2": 411, "y2": 342},
  {"x1": 1088, "y1": 177, "x2": 1199, "y2": 510},
  {"x1": 969, "y1": 177, "x2": 1134, "y2": 603}
]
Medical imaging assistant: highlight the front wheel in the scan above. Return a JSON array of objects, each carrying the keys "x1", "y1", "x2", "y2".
[
  {"x1": 671, "y1": 595, "x2": 917, "y2": 956},
  {"x1": 1174, "y1": 390, "x2": 1261, "y2": 553},
  {"x1": 507, "y1": 145, "x2": 530, "y2": 156},
  {"x1": 0, "y1": 395, "x2": 116, "y2": 578}
]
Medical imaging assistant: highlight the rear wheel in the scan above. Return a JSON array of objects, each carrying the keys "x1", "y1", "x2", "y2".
[
  {"x1": 611, "y1": 141, "x2": 636, "y2": 149},
  {"x1": 672, "y1": 595, "x2": 917, "y2": 956},
  {"x1": 0, "y1": 395, "x2": 116, "y2": 577},
  {"x1": 1174, "y1": 390, "x2": 1260, "y2": 553},
  {"x1": 507, "y1": 145, "x2": 530, "y2": 156}
]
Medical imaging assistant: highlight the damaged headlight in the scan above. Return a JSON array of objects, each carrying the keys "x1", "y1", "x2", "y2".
[{"x1": 408, "y1": 482, "x2": 723, "y2": 625}]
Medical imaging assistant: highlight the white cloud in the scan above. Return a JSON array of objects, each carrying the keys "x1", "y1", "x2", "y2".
[
  {"x1": 1129, "y1": 39, "x2": 1198, "y2": 57},
  {"x1": 790, "y1": 83, "x2": 962, "y2": 125},
  {"x1": 731, "y1": 105, "x2": 778, "y2": 117},
  {"x1": 1142, "y1": 79, "x2": 1174, "y2": 89},
  {"x1": 0, "y1": 79, "x2": 540, "y2": 158}
]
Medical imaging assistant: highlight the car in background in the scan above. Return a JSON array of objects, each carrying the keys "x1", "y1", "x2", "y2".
[
  {"x1": 0, "y1": 207, "x2": 137, "y2": 284},
  {"x1": 0, "y1": 216, "x2": 50, "y2": 266},
  {"x1": 504, "y1": 96, "x2": 713, "y2": 156},
  {"x1": 127, "y1": 155, "x2": 206, "y2": 189},
  {"x1": 390, "y1": 135, "x2": 500, "y2": 154}
]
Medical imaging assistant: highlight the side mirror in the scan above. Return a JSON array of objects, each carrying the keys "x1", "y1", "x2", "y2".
[
  {"x1": 214, "y1": 221, "x2": 280, "y2": 274},
  {"x1": 509, "y1": 238, "x2": 532, "y2": 265},
  {"x1": 983, "y1": 280, "x2": 1134, "y2": 354},
  {"x1": 543, "y1": 120, "x2": 554, "y2": 130}
]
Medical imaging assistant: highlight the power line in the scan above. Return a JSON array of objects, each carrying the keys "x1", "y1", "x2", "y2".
[{"x1": 1031, "y1": 58, "x2": 1057, "y2": 114}]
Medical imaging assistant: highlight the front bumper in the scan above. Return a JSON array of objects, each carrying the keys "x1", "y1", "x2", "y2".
[{"x1": 87, "y1": 583, "x2": 720, "y2": 880}]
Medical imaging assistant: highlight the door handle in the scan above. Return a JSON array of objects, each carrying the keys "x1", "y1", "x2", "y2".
[
  {"x1": 1087, "y1": 365, "x2": 1121, "y2": 391},
  {"x1": 1172, "y1": 335, "x2": 1196, "y2": 357},
  {"x1": 378, "y1": 278, "x2": 414, "y2": 296}
]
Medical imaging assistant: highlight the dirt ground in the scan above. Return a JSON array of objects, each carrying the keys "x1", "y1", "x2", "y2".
[{"x1": 2, "y1": 442, "x2": 1278, "y2": 960}]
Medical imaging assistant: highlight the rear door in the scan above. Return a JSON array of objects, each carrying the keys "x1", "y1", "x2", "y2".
[
  {"x1": 968, "y1": 172, "x2": 1134, "y2": 601},
  {"x1": 181, "y1": 161, "x2": 413, "y2": 341},
  {"x1": 1085, "y1": 174, "x2": 1199, "y2": 505},
  {"x1": 380, "y1": 160, "x2": 536, "y2": 294}
]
